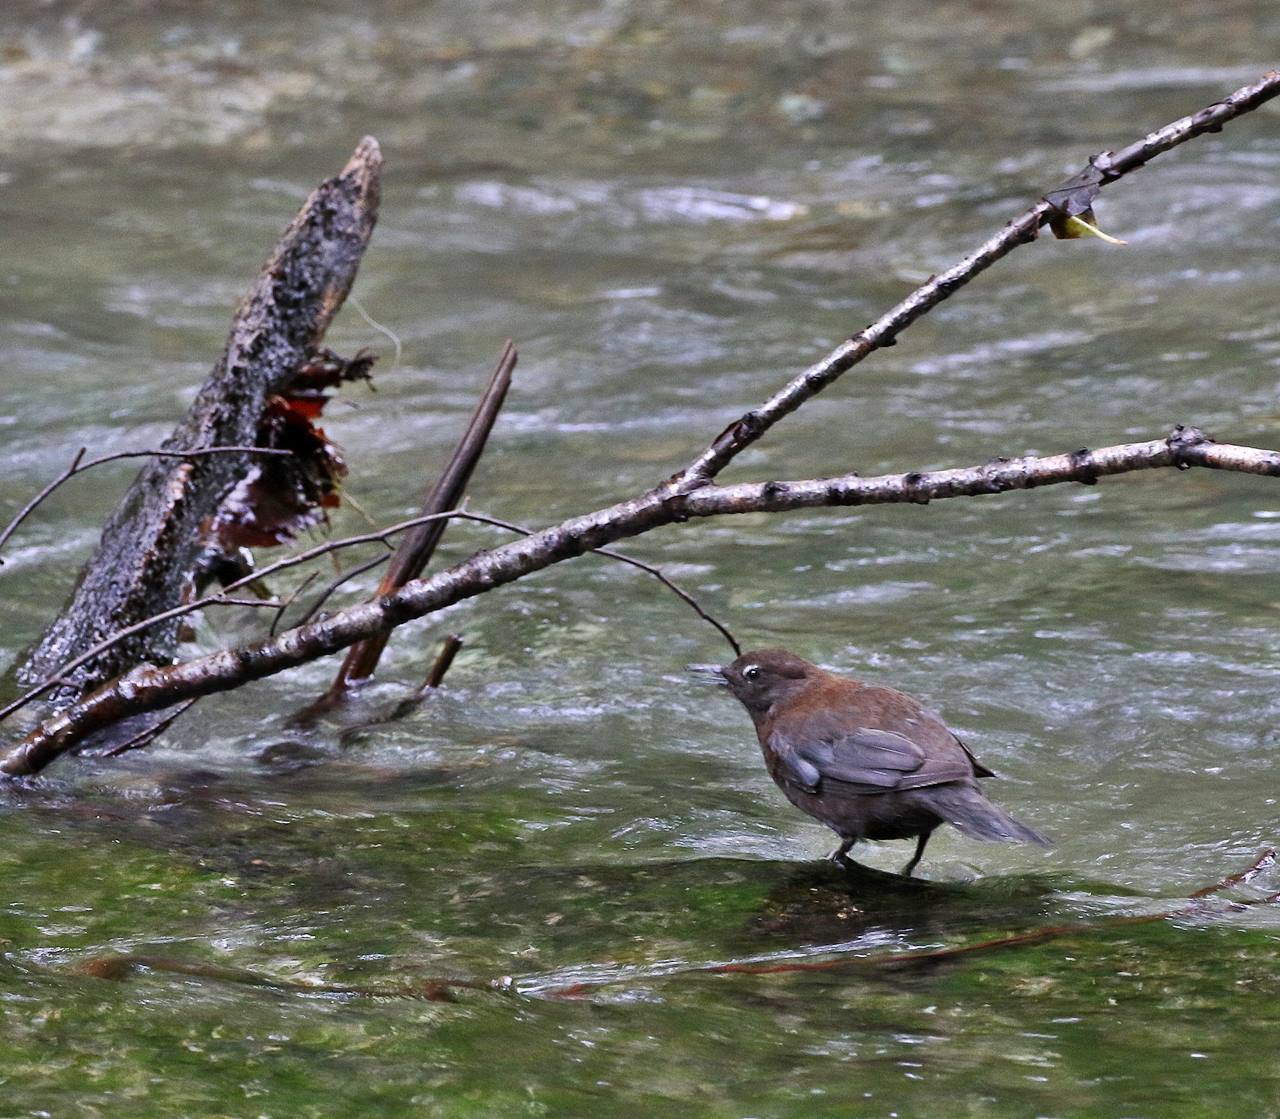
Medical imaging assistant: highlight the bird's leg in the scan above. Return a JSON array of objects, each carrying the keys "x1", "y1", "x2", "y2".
[
  {"x1": 830, "y1": 837, "x2": 856, "y2": 869},
  {"x1": 901, "y1": 831, "x2": 933, "y2": 877}
]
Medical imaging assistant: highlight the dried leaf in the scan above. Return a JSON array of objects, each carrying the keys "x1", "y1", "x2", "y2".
[
  {"x1": 206, "y1": 348, "x2": 377, "y2": 555},
  {"x1": 1048, "y1": 206, "x2": 1128, "y2": 245}
]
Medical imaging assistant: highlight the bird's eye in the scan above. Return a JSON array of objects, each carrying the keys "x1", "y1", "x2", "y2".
[{"x1": 742, "y1": 664, "x2": 760, "y2": 681}]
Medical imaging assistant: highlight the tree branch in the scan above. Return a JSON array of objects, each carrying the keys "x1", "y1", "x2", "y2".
[
  {"x1": 3, "y1": 425, "x2": 1276, "y2": 776},
  {"x1": 0, "y1": 508, "x2": 470, "y2": 727},
  {"x1": 674, "y1": 69, "x2": 1280, "y2": 485},
  {"x1": 5, "y1": 72, "x2": 1278, "y2": 773},
  {"x1": 455, "y1": 510, "x2": 742, "y2": 657}
]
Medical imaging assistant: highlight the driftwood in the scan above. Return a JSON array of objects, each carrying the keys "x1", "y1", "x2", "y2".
[
  {"x1": 3, "y1": 72, "x2": 1280, "y2": 775},
  {"x1": 16, "y1": 137, "x2": 382, "y2": 698}
]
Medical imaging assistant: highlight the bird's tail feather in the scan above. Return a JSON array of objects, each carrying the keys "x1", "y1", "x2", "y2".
[{"x1": 925, "y1": 784, "x2": 1049, "y2": 846}]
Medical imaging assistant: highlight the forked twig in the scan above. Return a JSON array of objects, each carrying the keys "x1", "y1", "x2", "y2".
[
  {"x1": 676, "y1": 70, "x2": 1280, "y2": 484},
  {"x1": 268, "y1": 571, "x2": 322, "y2": 637},
  {"x1": 290, "y1": 553, "x2": 391, "y2": 629}
]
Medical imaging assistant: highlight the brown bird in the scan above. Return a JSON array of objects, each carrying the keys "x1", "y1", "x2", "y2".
[{"x1": 689, "y1": 648, "x2": 1047, "y2": 875}]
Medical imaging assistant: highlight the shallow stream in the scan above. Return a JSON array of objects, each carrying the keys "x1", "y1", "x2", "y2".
[{"x1": 2, "y1": 3, "x2": 1280, "y2": 1115}]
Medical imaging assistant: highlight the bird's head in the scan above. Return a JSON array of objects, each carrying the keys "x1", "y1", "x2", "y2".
[{"x1": 687, "y1": 648, "x2": 819, "y2": 716}]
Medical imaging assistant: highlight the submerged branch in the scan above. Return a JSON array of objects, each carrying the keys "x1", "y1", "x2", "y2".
[
  {"x1": 541, "y1": 847, "x2": 1280, "y2": 996},
  {"x1": 2, "y1": 425, "x2": 1276, "y2": 775},
  {"x1": 420, "y1": 633, "x2": 465, "y2": 692}
]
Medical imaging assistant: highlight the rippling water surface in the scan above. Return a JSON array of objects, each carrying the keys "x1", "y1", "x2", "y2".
[{"x1": 3, "y1": 2, "x2": 1280, "y2": 1115}]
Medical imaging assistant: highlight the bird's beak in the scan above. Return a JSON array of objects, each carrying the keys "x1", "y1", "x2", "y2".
[{"x1": 686, "y1": 663, "x2": 728, "y2": 686}]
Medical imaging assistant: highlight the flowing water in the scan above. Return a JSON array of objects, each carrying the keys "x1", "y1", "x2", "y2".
[{"x1": 2, "y1": 2, "x2": 1280, "y2": 1115}]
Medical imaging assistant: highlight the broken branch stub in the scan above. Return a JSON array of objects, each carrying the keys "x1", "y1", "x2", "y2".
[{"x1": 17, "y1": 138, "x2": 382, "y2": 699}]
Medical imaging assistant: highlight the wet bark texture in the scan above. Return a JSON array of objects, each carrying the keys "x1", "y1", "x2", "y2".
[{"x1": 17, "y1": 137, "x2": 381, "y2": 697}]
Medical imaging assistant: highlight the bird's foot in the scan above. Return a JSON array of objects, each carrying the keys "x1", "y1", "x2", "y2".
[{"x1": 829, "y1": 840, "x2": 856, "y2": 870}]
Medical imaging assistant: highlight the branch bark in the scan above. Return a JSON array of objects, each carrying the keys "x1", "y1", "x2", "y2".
[
  {"x1": 16, "y1": 137, "x2": 382, "y2": 696},
  {"x1": 3, "y1": 426, "x2": 1277, "y2": 776}
]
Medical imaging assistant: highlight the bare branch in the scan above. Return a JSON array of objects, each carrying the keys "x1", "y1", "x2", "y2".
[
  {"x1": 4, "y1": 425, "x2": 1277, "y2": 775},
  {"x1": 675, "y1": 70, "x2": 1280, "y2": 485},
  {"x1": 99, "y1": 699, "x2": 199, "y2": 759},
  {"x1": 0, "y1": 508, "x2": 472, "y2": 727},
  {"x1": 290, "y1": 553, "x2": 391, "y2": 629},
  {"x1": 268, "y1": 571, "x2": 321, "y2": 637}
]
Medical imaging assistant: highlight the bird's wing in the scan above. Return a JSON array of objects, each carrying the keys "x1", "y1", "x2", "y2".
[
  {"x1": 769, "y1": 724, "x2": 974, "y2": 794},
  {"x1": 954, "y1": 735, "x2": 997, "y2": 779}
]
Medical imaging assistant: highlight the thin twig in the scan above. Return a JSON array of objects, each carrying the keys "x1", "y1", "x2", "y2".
[
  {"x1": 268, "y1": 571, "x2": 321, "y2": 637},
  {"x1": 99, "y1": 699, "x2": 199, "y2": 759},
  {"x1": 291, "y1": 553, "x2": 390, "y2": 629},
  {"x1": 0, "y1": 446, "x2": 291, "y2": 565},
  {"x1": 458, "y1": 510, "x2": 742, "y2": 657}
]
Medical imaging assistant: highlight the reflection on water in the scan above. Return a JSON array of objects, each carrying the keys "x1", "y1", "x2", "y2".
[{"x1": 3, "y1": 0, "x2": 1280, "y2": 1114}]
